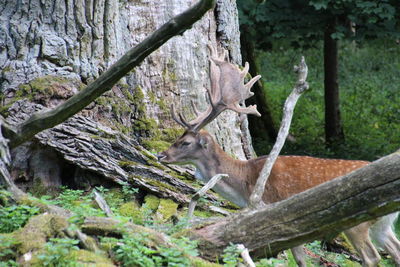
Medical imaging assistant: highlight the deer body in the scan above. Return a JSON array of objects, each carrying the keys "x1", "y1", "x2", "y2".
[
  {"x1": 161, "y1": 130, "x2": 369, "y2": 207},
  {"x1": 159, "y1": 130, "x2": 400, "y2": 267},
  {"x1": 158, "y1": 45, "x2": 400, "y2": 266}
]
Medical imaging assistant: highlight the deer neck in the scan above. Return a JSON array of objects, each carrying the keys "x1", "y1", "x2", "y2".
[{"x1": 192, "y1": 142, "x2": 251, "y2": 208}]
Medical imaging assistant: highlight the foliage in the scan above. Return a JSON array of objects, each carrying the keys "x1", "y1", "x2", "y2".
[
  {"x1": 102, "y1": 234, "x2": 198, "y2": 267},
  {"x1": 0, "y1": 204, "x2": 40, "y2": 233},
  {"x1": 238, "y1": 0, "x2": 400, "y2": 48},
  {"x1": 0, "y1": 234, "x2": 19, "y2": 266},
  {"x1": 221, "y1": 243, "x2": 243, "y2": 266},
  {"x1": 36, "y1": 238, "x2": 79, "y2": 266},
  {"x1": 254, "y1": 39, "x2": 400, "y2": 160}
]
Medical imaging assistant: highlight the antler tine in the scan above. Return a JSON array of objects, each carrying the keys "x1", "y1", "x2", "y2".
[
  {"x1": 245, "y1": 75, "x2": 262, "y2": 91},
  {"x1": 170, "y1": 104, "x2": 192, "y2": 129},
  {"x1": 170, "y1": 44, "x2": 261, "y2": 133},
  {"x1": 241, "y1": 62, "x2": 250, "y2": 78},
  {"x1": 190, "y1": 100, "x2": 200, "y2": 116}
]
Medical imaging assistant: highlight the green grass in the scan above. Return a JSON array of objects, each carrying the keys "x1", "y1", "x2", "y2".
[{"x1": 255, "y1": 39, "x2": 400, "y2": 161}]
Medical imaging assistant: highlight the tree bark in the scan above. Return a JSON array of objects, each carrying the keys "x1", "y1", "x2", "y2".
[
  {"x1": 2, "y1": 0, "x2": 216, "y2": 148},
  {"x1": 1, "y1": 0, "x2": 253, "y2": 193},
  {"x1": 192, "y1": 151, "x2": 400, "y2": 259},
  {"x1": 324, "y1": 21, "x2": 344, "y2": 145}
]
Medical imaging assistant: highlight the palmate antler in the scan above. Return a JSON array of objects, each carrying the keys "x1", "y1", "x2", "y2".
[{"x1": 171, "y1": 45, "x2": 261, "y2": 132}]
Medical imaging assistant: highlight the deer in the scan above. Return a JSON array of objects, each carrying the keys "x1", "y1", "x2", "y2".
[{"x1": 157, "y1": 45, "x2": 400, "y2": 267}]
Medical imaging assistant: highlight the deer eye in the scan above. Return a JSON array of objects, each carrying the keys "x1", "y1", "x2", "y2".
[{"x1": 181, "y1": 141, "x2": 191, "y2": 147}]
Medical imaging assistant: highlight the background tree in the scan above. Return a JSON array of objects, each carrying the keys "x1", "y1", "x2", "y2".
[{"x1": 237, "y1": 0, "x2": 400, "y2": 148}]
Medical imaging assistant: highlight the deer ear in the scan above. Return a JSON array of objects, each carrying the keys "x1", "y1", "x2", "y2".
[{"x1": 199, "y1": 135, "x2": 209, "y2": 149}]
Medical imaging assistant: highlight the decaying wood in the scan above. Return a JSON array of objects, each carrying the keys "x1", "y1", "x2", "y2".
[
  {"x1": 94, "y1": 190, "x2": 114, "y2": 217},
  {"x1": 6, "y1": 100, "x2": 220, "y2": 205},
  {"x1": 2, "y1": 0, "x2": 216, "y2": 148},
  {"x1": 249, "y1": 56, "x2": 309, "y2": 208},
  {"x1": 192, "y1": 151, "x2": 400, "y2": 259}
]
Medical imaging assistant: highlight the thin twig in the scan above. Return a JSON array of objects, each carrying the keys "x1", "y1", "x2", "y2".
[{"x1": 187, "y1": 174, "x2": 228, "y2": 220}]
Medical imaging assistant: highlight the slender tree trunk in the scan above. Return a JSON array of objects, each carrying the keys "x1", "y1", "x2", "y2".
[
  {"x1": 324, "y1": 21, "x2": 344, "y2": 146},
  {"x1": 240, "y1": 26, "x2": 278, "y2": 145}
]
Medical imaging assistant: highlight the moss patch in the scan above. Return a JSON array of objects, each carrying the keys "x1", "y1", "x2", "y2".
[
  {"x1": 142, "y1": 139, "x2": 171, "y2": 153},
  {"x1": 156, "y1": 199, "x2": 178, "y2": 222},
  {"x1": 118, "y1": 201, "x2": 143, "y2": 225},
  {"x1": 67, "y1": 249, "x2": 115, "y2": 267},
  {"x1": 14, "y1": 214, "x2": 68, "y2": 254},
  {"x1": 143, "y1": 194, "x2": 160, "y2": 212}
]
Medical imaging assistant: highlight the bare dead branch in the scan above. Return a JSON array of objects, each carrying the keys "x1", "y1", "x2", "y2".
[
  {"x1": 249, "y1": 56, "x2": 309, "y2": 208},
  {"x1": 187, "y1": 173, "x2": 228, "y2": 220}
]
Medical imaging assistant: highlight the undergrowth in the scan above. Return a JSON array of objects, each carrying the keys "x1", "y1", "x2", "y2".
[{"x1": 255, "y1": 39, "x2": 400, "y2": 161}]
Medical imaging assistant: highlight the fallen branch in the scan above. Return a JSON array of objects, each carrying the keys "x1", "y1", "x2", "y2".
[
  {"x1": 187, "y1": 174, "x2": 228, "y2": 220},
  {"x1": 249, "y1": 56, "x2": 309, "y2": 208},
  {"x1": 94, "y1": 190, "x2": 113, "y2": 217},
  {"x1": 237, "y1": 244, "x2": 256, "y2": 267},
  {"x1": 192, "y1": 151, "x2": 400, "y2": 259}
]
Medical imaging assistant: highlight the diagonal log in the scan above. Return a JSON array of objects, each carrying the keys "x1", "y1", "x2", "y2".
[
  {"x1": 2, "y1": 0, "x2": 216, "y2": 148},
  {"x1": 192, "y1": 151, "x2": 400, "y2": 259}
]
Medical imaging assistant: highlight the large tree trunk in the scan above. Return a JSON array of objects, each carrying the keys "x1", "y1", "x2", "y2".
[
  {"x1": 0, "y1": 0, "x2": 253, "y2": 192},
  {"x1": 324, "y1": 20, "x2": 344, "y2": 146}
]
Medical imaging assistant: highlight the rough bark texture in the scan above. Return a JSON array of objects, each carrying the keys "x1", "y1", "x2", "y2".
[
  {"x1": 193, "y1": 151, "x2": 400, "y2": 259},
  {"x1": 324, "y1": 21, "x2": 344, "y2": 145},
  {"x1": 7, "y1": 100, "x2": 222, "y2": 205},
  {"x1": 0, "y1": 0, "x2": 254, "y2": 192}
]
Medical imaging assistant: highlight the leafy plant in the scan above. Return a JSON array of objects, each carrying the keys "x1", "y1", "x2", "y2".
[
  {"x1": 222, "y1": 243, "x2": 243, "y2": 267},
  {"x1": 36, "y1": 238, "x2": 79, "y2": 266},
  {"x1": 0, "y1": 204, "x2": 40, "y2": 233},
  {"x1": 102, "y1": 234, "x2": 198, "y2": 267},
  {"x1": 0, "y1": 234, "x2": 19, "y2": 266},
  {"x1": 54, "y1": 187, "x2": 105, "y2": 220}
]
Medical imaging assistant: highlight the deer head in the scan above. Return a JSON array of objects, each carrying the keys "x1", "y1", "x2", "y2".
[{"x1": 158, "y1": 45, "x2": 261, "y2": 165}]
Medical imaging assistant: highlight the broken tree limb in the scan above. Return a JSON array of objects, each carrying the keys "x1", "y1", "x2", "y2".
[
  {"x1": 192, "y1": 151, "x2": 400, "y2": 259},
  {"x1": 249, "y1": 56, "x2": 309, "y2": 208},
  {"x1": 187, "y1": 174, "x2": 228, "y2": 219},
  {"x1": 237, "y1": 244, "x2": 256, "y2": 267},
  {"x1": 94, "y1": 190, "x2": 114, "y2": 217},
  {"x1": 2, "y1": 0, "x2": 216, "y2": 148}
]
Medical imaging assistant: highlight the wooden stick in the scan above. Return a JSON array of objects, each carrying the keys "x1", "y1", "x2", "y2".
[
  {"x1": 187, "y1": 174, "x2": 228, "y2": 220},
  {"x1": 249, "y1": 56, "x2": 309, "y2": 208}
]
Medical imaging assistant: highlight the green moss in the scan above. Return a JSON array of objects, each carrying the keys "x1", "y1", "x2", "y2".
[
  {"x1": 157, "y1": 99, "x2": 168, "y2": 111},
  {"x1": 142, "y1": 139, "x2": 171, "y2": 153},
  {"x1": 143, "y1": 195, "x2": 160, "y2": 212},
  {"x1": 118, "y1": 160, "x2": 139, "y2": 168},
  {"x1": 148, "y1": 91, "x2": 157, "y2": 104},
  {"x1": 131, "y1": 175, "x2": 177, "y2": 193},
  {"x1": 67, "y1": 249, "x2": 115, "y2": 267},
  {"x1": 156, "y1": 199, "x2": 178, "y2": 222},
  {"x1": 193, "y1": 210, "x2": 215, "y2": 218},
  {"x1": 18, "y1": 75, "x2": 71, "y2": 97},
  {"x1": 118, "y1": 201, "x2": 144, "y2": 224},
  {"x1": 14, "y1": 214, "x2": 68, "y2": 254},
  {"x1": 191, "y1": 257, "x2": 222, "y2": 267}
]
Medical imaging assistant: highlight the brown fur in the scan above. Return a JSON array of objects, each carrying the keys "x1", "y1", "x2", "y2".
[{"x1": 159, "y1": 130, "x2": 399, "y2": 267}]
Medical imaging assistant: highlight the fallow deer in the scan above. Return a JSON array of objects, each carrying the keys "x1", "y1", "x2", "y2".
[{"x1": 157, "y1": 46, "x2": 400, "y2": 267}]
